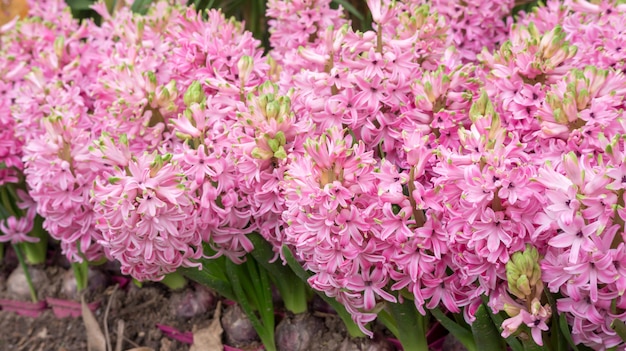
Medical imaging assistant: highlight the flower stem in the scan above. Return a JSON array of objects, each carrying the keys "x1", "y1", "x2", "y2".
[
  {"x1": 376, "y1": 22, "x2": 383, "y2": 53},
  {"x1": 71, "y1": 260, "x2": 89, "y2": 293},
  {"x1": 160, "y1": 271, "x2": 187, "y2": 291},
  {"x1": 12, "y1": 243, "x2": 38, "y2": 303},
  {"x1": 22, "y1": 215, "x2": 47, "y2": 265},
  {"x1": 492, "y1": 188, "x2": 503, "y2": 212},
  {"x1": 408, "y1": 166, "x2": 426, "y2": 227},
  {"x1": 612, "y1": 189, "x2": 625, "y2": 249}
]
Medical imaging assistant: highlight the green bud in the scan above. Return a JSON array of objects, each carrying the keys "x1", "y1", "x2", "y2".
[
  {"x1": 146, "y1": 71, "x2": 157, "y2": 86},
  {"x1": 137, "y1": 20, "x2": 145, "y2": 40},
  {"x1": 503, "y1": 303, "x2": 520, "y2": 317},
  {"x1": 175, "y1": 131, "x2": 192, "y2": 141},
  {"x1": 266, "y1": 101, "x2": 280, "y2": 119},
  {"x1": 516, "y1": 275, "x2": 532, "y2": 296},
  {"x1": 257, "y1": 94, "x2": 270, "y2": 111},
  {"x1": 506, "y1": 245, "x2": 542, "y2": 300},
  {"x1": 274, "y1": 146, "x2": 287, "y2": 160},
  {"x1": 275, "y1": 131, "x2": 287, "y2": 146},
  {"x1": 54, "y1": 36, "x2": 65, "y2": 58},
  {"x1": 237, "y1": 55, "x2": 254, "y2": 82},
  {"x1": 267, "y1": 138, "x2": 280, "y2": 153},
  {"x1": 469, "y1": 90, "x2": 489, "y2": 122},
  {"x1": 183, "y1": 81, "x2": 205, "y2": 106},
  {"x1": 251, "y1": 147, "x2": 273, "y2": 160}
]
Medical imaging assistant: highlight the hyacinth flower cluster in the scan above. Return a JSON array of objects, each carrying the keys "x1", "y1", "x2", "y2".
[{"x1": 5, "y1": 0, "x2": 626, "y2": 350}]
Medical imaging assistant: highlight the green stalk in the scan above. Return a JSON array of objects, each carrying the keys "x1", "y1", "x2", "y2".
[
  {"x1": 160, "y1": 271, "x2": 187, "y2": 290},
  {"x1": 22, "y1": 215, "x2": 48, "y2": 265},
  {"x1": 12, "y1": 243, "x2": 38, "y2": 303},
  {"x1": 71, "y1": 260, "x2": 89, "y2": 293},
  {"x1": 248, "y1": 233, "x2": 308, "y2": 314},
  {"x1": 0, "y1": 242, "x2": 4, "y2": 261},
  {"x1": 282, "y1": 245, "x2": 365, "y2": 337}
]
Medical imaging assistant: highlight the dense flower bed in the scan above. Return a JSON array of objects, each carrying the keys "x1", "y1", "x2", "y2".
[{"x1": 3, "y1": 0, "x2": 626, "y2": 350}]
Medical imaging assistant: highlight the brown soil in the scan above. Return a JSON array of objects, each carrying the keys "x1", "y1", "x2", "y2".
[{"x1": 0, "y1": 253, "x2": 379, "y2": 351}]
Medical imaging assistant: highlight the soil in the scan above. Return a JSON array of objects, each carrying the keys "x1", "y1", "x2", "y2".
[
  {"x1": 0, "y1": 248, "x2": 368, "y2": 351},
  {"x1": 0, "y1": 247, "x2": 461, "y2": 351}
]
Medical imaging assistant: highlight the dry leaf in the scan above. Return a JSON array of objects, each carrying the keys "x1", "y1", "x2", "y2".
[
  {"x1": 0, "y1": 0, "x2": 28, "y2": 26},
  {"x1": 190, "y1": 301, "x2": 223, "y2": 351},
  {"x1": 82, "y1": 295, "x2": 107, "y2": 351}
]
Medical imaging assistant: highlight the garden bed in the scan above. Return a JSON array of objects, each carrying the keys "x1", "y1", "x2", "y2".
[{"x1": 0, "y1": 257, "x2": 403, "y2": 351}]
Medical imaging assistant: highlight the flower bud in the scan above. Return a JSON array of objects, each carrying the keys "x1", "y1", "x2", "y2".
[
  {"x1": 275, "y1": 131, "x2": 286, "y2": 146},
  {"x1": 274, "y1": 146, "x2": 287, "y2": 160},
  {"x1": 265, "y1": 100, "x2": 280, "y2": 120},
  {"x1": 54, "y1": 36, "x2": 65, "y2": 59},
  {"x1": 469, "y1": 90, "x2": 489, "y2": 122},
  {"x1": 237, "y1": 55, "x2": 254, "y2": 84},
  {"x1": 183, "y1": 81, "x2": 205, "y2": 107},
  {"x1": 506, "y1": 245, "x2": 542, "y2": 300},
  {"x1": 251, "y1": 147, "x2": 273, "y2": 160},
  {"x1": 267, "y1": 138, "x2": 280, "y2": 153},
  {"x1": 503, "y1": 303, "x2": 521, "y2": 317}
]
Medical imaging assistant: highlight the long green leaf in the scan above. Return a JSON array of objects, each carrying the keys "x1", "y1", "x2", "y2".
[
  {"x1": 612, "y1": 319, "x2": 626, "y2": 343},
  {"x1": 332, "y1": 0, "x2": 364, "y2": 21},
  {"x1": 431, "y1": 307, "x2": 477, "y2": 351},
  {"x1": 130, "y1": 0, "x2": 153, "y2": 14},
  {"x1": 248, "y1": 234, "x2": 307, "y2": 314},
  {"x1": 377, "y1": 309, "x2": 399, "y2": 337},
  {"x1": 559, "y1": 313, "x2": 580, "y2": 351},
  {"x1": 226, "y1": 259, "x2": 276, "y2": 351},
  {"x1": 480, "y1": 296, "x2": 524, "y2": 351},
  {"x1": 387, "y1": 300, "x2": 429, "y2": 351},
  {"x1": 282, "y1": 246, "x2": 365, "y2": 337},
  {"x1": 65, "y1": 0, "x2": 97, "y2": 10},
  {"x1": 471, "y1": 304, "x2": 506, "y2": 351},
  {"x1": 544, "y1": 291, "x2": 568, "y2": 351},
  {"x1": 178, "y1": 252, "x2": 236, "y2": 301}
]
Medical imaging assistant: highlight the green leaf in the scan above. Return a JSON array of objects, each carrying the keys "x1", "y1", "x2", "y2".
[
  {"x1": 480, "y1": 296, "x2": 524, "y2": 351},
  {"x1": 387, "y1": 299, "x2": 429, "y2": 351},
  {"x1": 226, "y1": 259, "x2": 277, "y2": 351},
  {"x1": 248, "y1": 234, "x2": 307, "y2": 314},
  {"x1": 332, "y1": 0, "x2": 364, "y2": 21},
  {"x1": 377, "y1": 309, "x2": 399, "y2": 337},
  {"x1": 104, "y1": 0, "x2": 116, "y2": 14},
  {"x1": 65, "y1": 0, "x2": 97, "y2": 10},
  {"x1": 544, "y1": 291, "x2": 568, "y2": 351},
  {"x1": 430, "y1": 307, "x2": 477, "y2": 351},
  {"x1": 282, "y1": 245, "x2": 365, "y2": 337},
  {"x1": 559, "y1": 313, "x2": 580, "y2": 351},
  {"x1": 130, "y1": 0, "x2": 153, "y2": 14},
  {"x1": 471, "y1": 304, "x2": 506, "y2": 351},
  {"x1": 178, "y1": 252, "x2": 236, "y2": 302},
  {"x1": 612, "y1": 319, "x2": 626, "y2": 343}
]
